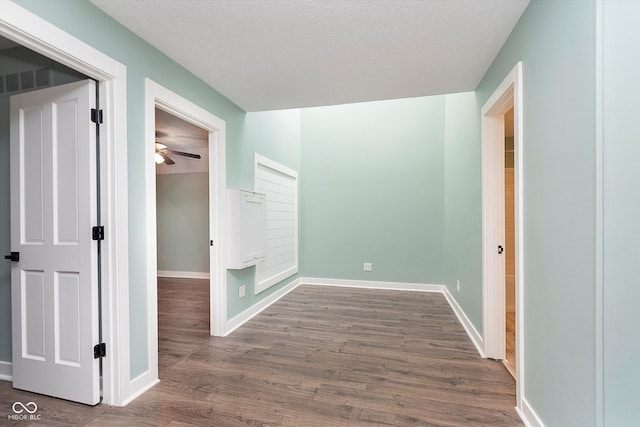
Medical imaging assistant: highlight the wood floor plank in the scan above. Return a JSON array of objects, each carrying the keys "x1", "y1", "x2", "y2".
[
  {"x1": 0, "y1": 280, "x2": 522, "y2": 426},
  {"x1": 504, "y1": 311, "x2": 516, "y2": 377}
]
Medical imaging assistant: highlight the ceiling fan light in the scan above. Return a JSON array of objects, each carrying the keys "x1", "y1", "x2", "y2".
[{"x1": 154, "y1": 152, "x2": 165, "y2": 164}]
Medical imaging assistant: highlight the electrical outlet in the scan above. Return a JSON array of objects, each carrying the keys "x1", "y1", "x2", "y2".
[
  {"x1": 456, "y1": 280, "x2": 461, "y2": 292},
  {"x1": 162, "y1": 255, "x2": 167, "y2": 262},
  {"x1": 363, "y1": 262, "x2": 372, "y2": 272},
  {"x1": 239, "y1": 285, "x2": 246, "y2": 298}
]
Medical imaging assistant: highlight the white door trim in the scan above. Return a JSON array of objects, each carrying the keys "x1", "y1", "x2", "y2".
[
  {"x1": 144, "y1": 81, "x2": 227, "y2": 386},
  {"x1": 0, "y1": 0, "x2": 130, "y2": 405},
  {"x1": 481, "y1": 62, "x2": 524, "y2": 410}
]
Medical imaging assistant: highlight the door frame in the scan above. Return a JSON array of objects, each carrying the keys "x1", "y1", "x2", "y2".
[
  {"x1": 143, "y1": 80, "x2": 227, "y2": 381},
  {"x1": 0, "y1": 1, "x2": 130, "y2": 405},
  {"x1": 481, "y1": 62, "x2": 524, "y2": 410}
]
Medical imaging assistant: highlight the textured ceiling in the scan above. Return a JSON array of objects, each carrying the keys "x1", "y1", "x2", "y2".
[{"x1": 91, "y1": 0, "x2": 529, "y2": 112}]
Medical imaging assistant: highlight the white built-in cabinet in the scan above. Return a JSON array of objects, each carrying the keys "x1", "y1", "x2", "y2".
[{"x1": 227, "y1": 189, "x2": 266, "y2": 269}]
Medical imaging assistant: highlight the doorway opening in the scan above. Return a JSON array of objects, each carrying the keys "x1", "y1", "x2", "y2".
[
  {"x1": 481, "y1": 62, "x2": 524, "y2": 410},
  {"x1": 504, "y1": 107, "x2": 516, "y2": 378},
  {"x1": 154, "y1": 108, "x2": 211, "y2": 376},
  {"x1": 144, "y1": 79, "x2": 227, "y2": 388}
]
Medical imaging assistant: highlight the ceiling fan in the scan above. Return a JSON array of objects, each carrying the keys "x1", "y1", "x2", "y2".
[{"x1": 154, "y1": 142, "x2": 201, "y2": 165}]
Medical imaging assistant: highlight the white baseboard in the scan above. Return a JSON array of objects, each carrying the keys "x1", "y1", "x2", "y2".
[
  {"x1": 301, "y1": 277, "x2": 445, "y2": 293},
  {"x1": 441, "y1": 287, "x2": 485, "y2": 358},
  {"x1": 0, "y1": 361, "x2": 12, "y2": 381},
  {"x1": 157, "y1": 270, "x2": 210, "y2": 279},
  {"x1": 122, "y1": 372, "x2": 160, "y2": 407},
  {"x1": 517, "y1": 397, "x2": 545, "y2": 427},
  {"x1": 225, "y1": 278, "x2": 302, "y2": 335}
]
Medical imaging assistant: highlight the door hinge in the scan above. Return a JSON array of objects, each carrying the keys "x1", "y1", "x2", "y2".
[
  {"x1": 92, "y1": 226, "x2": 105, "y2": 241},
  {"x1": 94, "y1": 343, "x2": 106, "y2": 359},
  {"x1": 91, "y1": 108, "x2": 103, "y2": 124}
]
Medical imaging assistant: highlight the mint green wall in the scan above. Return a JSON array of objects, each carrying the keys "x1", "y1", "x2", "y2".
[
  {"x1": 603, "y1": 2, "x2": 640, "y2": 424},
  {"x1": 14, "y1": 0, "x2": 301, "y2": 378},
  {"x1": 476, "y1": 1, "x2": 597, "y2": 425},
  {"x1": 300, "y1": 97, "x2": 444, "y2": 283},
  {"x1": 442, "y1": 92, "x2": 482, "y2": 328},
  {"x1": 156, "y1": 172, "x2": 209, "y2": 273},
  {"x1": 227, "y1": 109, "x2": 301, "y2": 319},
  {"x1": 228, "y1": 109, "x2": 300, "y2": 190}
]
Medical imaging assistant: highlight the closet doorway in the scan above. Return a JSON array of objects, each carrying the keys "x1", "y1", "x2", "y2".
[
  {"x1": 481, "y1": 62, "x2": 524, "y2": 410},
  {"x1": 504, "y1": 107, "x2": 516, "y2": 377}
]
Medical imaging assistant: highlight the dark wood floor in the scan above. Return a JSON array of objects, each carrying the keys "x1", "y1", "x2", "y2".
[{"x1": 0, "y1": 280, "x2": 522, "y2": 426}]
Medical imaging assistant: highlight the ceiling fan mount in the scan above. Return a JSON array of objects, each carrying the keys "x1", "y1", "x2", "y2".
[{"x1": 154, "y1": 141, "x2": 201, "y2": 165}]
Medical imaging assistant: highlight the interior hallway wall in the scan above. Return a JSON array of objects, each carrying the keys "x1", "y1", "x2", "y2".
[
  {"x1": 476, "y1": 0, "x2": 597, "y2": 425},
  {"x1": 226, "y1": 108, "x2": 301, "y2": 319},
  {"x1": 602, "y1": 1, "x2": 640, "y2": 424},
  {"x1": 442, "y1": 91, "x2": 482, "y2": 328},
  {"x1": 156, "y1": 172, "x2": 209, "y2": 274},
  {"x1": 300, "y1": 96, "x2": 445, "y2": 285}
]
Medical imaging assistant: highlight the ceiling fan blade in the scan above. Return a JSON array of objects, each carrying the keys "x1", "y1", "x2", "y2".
[
  {"x1": 165, "y1": 148, "x2": 201, "y2": 159},
  {"x1": 159, "y1": 152, "x2": 175, "y2": 165}
]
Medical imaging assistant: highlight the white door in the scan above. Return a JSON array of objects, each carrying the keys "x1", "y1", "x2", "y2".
[{"x1": 9, "y1": 80, "x2": 101, "y2": 405}]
